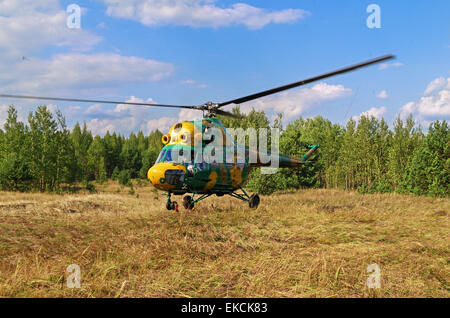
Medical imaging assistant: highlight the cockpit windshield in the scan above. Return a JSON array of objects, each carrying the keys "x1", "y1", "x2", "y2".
[
  {"x1": 155, "y1": 147, "x2": 194, "y2": 164},
  {"x1": 164, "y1": 149, "x2": 177, "y2": 163},
  {"x1": 155, "y1": 149, "x2": 166, "y2": 164}
]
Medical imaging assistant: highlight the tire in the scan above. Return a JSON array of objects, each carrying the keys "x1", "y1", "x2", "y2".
[
  {"x1": 183, "y1": 196, "x2": 194, "y2": 210},
  {"x1": 249, "y1": 194, "x2": 260, "y2": 209}
]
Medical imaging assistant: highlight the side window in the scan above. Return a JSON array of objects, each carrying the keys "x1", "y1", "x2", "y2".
[{"x1": 194, "y1": 152, "x2": 208, "y2": 171}]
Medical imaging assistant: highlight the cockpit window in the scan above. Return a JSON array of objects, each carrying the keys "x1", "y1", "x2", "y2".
[
  {"x1": 155, "y1": 149, "x2": 166, "y2": 164},
  {"x1": 158, "y1": 148, "x2": 193, "y2": 164},
  {"x1": 164, "y1": 149, "x2": 175, "y2": 163}
]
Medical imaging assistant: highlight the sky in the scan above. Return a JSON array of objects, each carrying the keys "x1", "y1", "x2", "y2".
[{"x1": 0, "y1": 0, "x2": 449, "y2": 135}]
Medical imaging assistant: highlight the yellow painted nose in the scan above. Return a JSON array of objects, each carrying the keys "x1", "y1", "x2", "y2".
[{"x1": 148, "y1": 163, "x2": 186, "y2": 191}]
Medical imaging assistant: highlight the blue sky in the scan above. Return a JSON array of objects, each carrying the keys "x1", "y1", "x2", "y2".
[{"x1": 0, "y1": 0, "x2": 449, "y2": 135}]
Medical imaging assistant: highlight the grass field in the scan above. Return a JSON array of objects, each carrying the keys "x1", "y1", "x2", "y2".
[{"x1": 0, "y1": 181, "x2": 448, "y2": 298}]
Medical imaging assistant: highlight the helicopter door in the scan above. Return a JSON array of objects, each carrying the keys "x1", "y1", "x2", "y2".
[{"x1": 191, "y1": 152, "x2": 212, "y2": 190}]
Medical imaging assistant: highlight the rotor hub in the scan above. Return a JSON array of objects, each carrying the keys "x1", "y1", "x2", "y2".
[{"x1": 201, "y1": 101, "x2": 220, "y2": 117}]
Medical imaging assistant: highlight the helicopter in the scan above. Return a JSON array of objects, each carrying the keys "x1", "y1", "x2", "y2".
[{"x1": 0, "y1": 54, "x2": 394, "y2": 210}]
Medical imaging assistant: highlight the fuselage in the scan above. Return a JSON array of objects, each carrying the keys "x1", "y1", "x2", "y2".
[
  {"x1": 147, "y1": 118, "x2": 250, "y2": 194},
  {"x1": 147, "y1": 118, "x2": 319, "y2": 195}
]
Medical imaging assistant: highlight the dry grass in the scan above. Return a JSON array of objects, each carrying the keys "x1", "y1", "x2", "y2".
[{"x1": 0, "y1": 181, "x2": 448, "y2": 298}]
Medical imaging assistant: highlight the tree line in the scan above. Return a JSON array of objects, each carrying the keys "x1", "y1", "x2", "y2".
[
  {"x1": 0, "y1": 105, "x2": 163, "y2": 192},
  {"x1": 0, "y1": 105, "x2": 448, "y2": 197}
]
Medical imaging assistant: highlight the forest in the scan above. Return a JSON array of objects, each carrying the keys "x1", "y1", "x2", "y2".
[{"x1": 0, "y1": 105, "x2": 448, "y2": 197}]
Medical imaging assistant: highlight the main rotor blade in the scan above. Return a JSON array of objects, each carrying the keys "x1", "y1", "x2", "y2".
[
  {"x1": 214, "y1": 108, "x2": 243, "y2": 119},
  {"x1": 218, "y1": 54, "x2": 395, "y2": 107},
  {"x1": 0, "y1": 94, "x2": 198, "y2": 109}
]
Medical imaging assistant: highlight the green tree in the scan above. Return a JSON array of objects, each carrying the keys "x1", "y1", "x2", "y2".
[
  {"x1": 87, "y1": 136, "x2": 105, "y2": 180},
  {"x1": 118, "y1": 169, "x2": 131, "y2": 186},
  {"x1": 71, "y1": 122, "x2": 93, "y2": 182},
  {"x1": 98, "y1": 157, "x2": 107, "y2": 184},
  {"x1": 28, "y1": 106, "x2": 60, "y2": 191},
  {"x1": 0, "y1": 106, "x2": 33, "y2": 191},
  {"x1": 120, "y1": 133, "x2": 142, "y2": 178},
  {"x1": 111, "y1": 166, "x2": 120, "y2": 180},
  {"x1": 387, "y1": 115, "x2": 423, "y2": 192},
  {"x1": 406, "y1": 120, "x2": 449, "y2": 197},
  {"x1": 103, "y1": 131, "x2": 122, "y2": 177}
]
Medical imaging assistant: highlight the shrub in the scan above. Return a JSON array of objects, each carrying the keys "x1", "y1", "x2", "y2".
[
  {"x1": 118, "y1": 170, "x2": 131, "y2": 186},
  {"x1": 111, "y1": 167, "x2": 120, "y2": 180},
  {"x1": 85, "y1": 182, "x2": 97, "y2": 193}
]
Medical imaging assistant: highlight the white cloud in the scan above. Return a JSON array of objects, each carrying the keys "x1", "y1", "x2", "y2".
[
  {"x1": 0, "y1": 1, "x2": 175, "y2": 97},
  {"x1": 101, "y1": 0, "x2": 309, "y2": 29},
  {"x1": 141, "y1": 108, "x2": 202, "y2": 134},
  {"x1": 242, "y1": 82, "x2": 352, "y2": 121},
  {"x1": 378, "y1": 62, "x2": 404, "y2": 70},
  {"x1": 0, "y1": 103, "x2": 9, "y2": 127},
  {"x1": 177, "y1": 108, "x2": 203, "y2": 121},
  {"x1": 141, "y1": 108, "x2": 202, "y2": 135},
  {"x1": 66, "y1": 105, "x2": 81, "y2": 116},
  {"x1": 97, "y1": 22, "x2": 107, "y2": 29},
  {"x1": 143, "y1": 116, "x2": 180, "y2": 135},
  {"x1": 400, "y1": 76, "x2": 450, "y2": 118},
  {"x1": 0, "y1": 53, "x2": 174, "y2": 94},
  {"x1": 85, "y1": 96, "x2": 157, "y2": 134},
  {"x1": 86, "y1": 118, "x2": 117, "y2": 136},
  {"x1": 376, "y1": 90, "x2": 388, "y2": 99},
  {"x1": 0, "y1": 101, "x2": 62, "y2": 129},
  {"x1": 400, "y1": 102, "x2": 416, "y2": 118},
  {"x1": 180, "y1": 79, "x2": 196, "y2": 85},
  {"x1": 353, "y1": 106, "x2": 387, "y2": 121},
  {"x1": 0, "y1": 0, "x2": 101, "y2": 59},
  {"x1": 179, "y1": 79, "x2": 208, "y2": 88},
  {"x1": 82, "y1": 96, "x2": 203, "y2": 135},
  {"x1": 424, "y1": 77, "x2": 446, "y2": 95}
]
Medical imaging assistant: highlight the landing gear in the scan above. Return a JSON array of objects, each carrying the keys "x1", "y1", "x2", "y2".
[
  {"x1": 183, "y1": 195, "x2": 194, "y2": 210},
  {"x1": 249, "y1": 194, "x2": 260, "y2": 209},
  {"x1": 228, "y1": 187, "x2": 260, "y2": 209},
  {"x1": 166, "y1": 201, "x2": 178, "y2": 211},
  {"x1": 182, "y1": 194, "x2": 211, "y2": 210},
  {"x1": 166, "y1": 193, "x2": 178, "y2": 211},
  {"x1": 167, "y1": 190, "x2": 260, "y2": 210}
]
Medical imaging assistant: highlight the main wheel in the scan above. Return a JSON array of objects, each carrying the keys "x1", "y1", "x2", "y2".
[
  {"x1": 249, "y1": 194, "x2": 260, "y2": 209},
  {"x1": 166, "y1": 201, "x2": 178, "y2": 211},
  {"x1": 183, "y1": 196, "x2": 194, "y2": 210}
]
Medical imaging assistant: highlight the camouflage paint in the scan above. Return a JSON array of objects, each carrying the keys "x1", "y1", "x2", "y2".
[{"x1": 148, "y1": 118, "x2": 318, "y2": 195}]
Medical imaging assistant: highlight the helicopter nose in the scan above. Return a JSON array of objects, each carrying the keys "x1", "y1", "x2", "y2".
[{"x1": 148, "y1": 163, "x2": 186, "y2": 190}]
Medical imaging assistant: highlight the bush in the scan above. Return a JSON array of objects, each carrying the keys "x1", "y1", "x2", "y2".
[
  {"x1": 85, "y1": 182, "x2": 97, "y2": 193},
  {"x1": 118, "y1": 170, "x2": 131, "y2": 186},
  {"x1": 0, "y1": 153, "x2": 33, "y2": 192},
  {"x1": 374, "y1": 180, "x2": 393, "y2": 193},
  {"x1": 111, "y1": 167, "x2": 120, "y2": 180},
  {"x1": 356, "y1": 183, "x2": 369, "y2": 194}
]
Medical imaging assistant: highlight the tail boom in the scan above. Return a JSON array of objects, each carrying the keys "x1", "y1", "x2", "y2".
[{"x1": 250, "y1": 144, "x2": 320, "y2": 168}]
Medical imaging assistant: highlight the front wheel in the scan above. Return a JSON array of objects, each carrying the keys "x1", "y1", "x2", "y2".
[
  {"x1": 249, "y1": 194, "x2": 260, "y2": 209},
  {"x1": 166, "y1": 201, "x2": 178, "y2": 211},
  {"x1": 183, "y1": 196, "x2": 194, "y2": 210}
]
